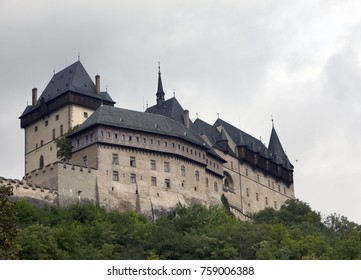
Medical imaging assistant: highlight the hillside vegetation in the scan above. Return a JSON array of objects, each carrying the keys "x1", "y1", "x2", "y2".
[{"x1": 1, "y1": 186, "x2": 361, "y2": 259}]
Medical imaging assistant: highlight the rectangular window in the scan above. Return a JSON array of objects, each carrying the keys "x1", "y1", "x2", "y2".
[
  {"x1": 35, "y1": 126, "x2": 38, "y2": 132},
  {"x1": 60, "y1": 125, "x2": 63, "y2": 136},
  {"x1": 246, "y1": 188, "x2": 249, "y2": 197},
  {"x1": 246, "y1": 168, "x2": 249, "y2": 176},
  {"x1": 130, "y1": 173, "x2": 136, "y2": 183},
  {"x1": 165, "y1": 179, "x2": 170, "y2": 188},
  {"x1": 114, "y1": 133, "x2": 118, "y2": 139},
  {"x1": 265, "y1": 197, "x2": 268, "y2": 205},
  {"x1": 181, "y1": 165, "x2": 185, "y2": 176},
  {"x1": 150, "y1": 159, "x2": 156, "y2": 170},
  {"x1": 164, "y1": 162, "x2": 170, "y2": 172},
  {"x1": 129, "y1": 136, "x2": 132, "y2": 141},
  {"x1": 52, "y1": 128, "x2": 56, "y2": 140},
  {"x1": 40, "y1": 140, "x2": 43, "y2": 146},
  {"x1": 151, "y1": 176, "x2": 157, "y2": 186},
  {"x1": 256, "y1": 192, "x2": 259, "y2": 201},
  {"x1": 122, "y1": 134, "x2": 125, "y2": 141},
  {"x1": 112, "y1": 171, "x2": 119, "y2": 181},
  {"x1": 195, "y1": 170, "x2": 200, "y2": 181},
  {"x1": 45, "y1": 120, "x2": 48, "y2": 127},
  {"x1": 84, "y1": 112, "x2": 88, "y2": 118},
  {"x1": 130, "y1": 156, "x2": 136, "y2": 167},
  {"x1": 55, "y1": 114, "x2": 59, "y2": 121},
  {"x1": 136, "y1": 137, "x2": 139, "y2": 142},
  {"x1": 83, "y1": 156, "x2": 88, "y2": 167},
  {"x1": 112, "y1": 153, "x2": 119, "y2": 165}
]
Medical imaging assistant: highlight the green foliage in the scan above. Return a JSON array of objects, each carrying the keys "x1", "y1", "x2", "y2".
[
  {"x1": 55, "y1": 125, "x2": 79, "y2": 162},
  {"x1": 13, "y1": 199, "x2": 361, "y2": 260},
  {"x1": 0, "y1": 186, "x2": 18, "y2": 259}
]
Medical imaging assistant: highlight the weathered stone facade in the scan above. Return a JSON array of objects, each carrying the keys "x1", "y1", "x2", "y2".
[{"x1": 15, "y1": 60, "x2": 295, "y2": 220}]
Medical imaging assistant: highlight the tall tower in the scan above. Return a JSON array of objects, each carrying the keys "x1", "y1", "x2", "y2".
[{"x1": 19, "y1": 61, "x2": 115, "y2": 175}]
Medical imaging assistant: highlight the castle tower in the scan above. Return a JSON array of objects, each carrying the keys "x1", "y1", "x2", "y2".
[{"x1": 19, "y1": 61, "x2": 115, "y2": 175}]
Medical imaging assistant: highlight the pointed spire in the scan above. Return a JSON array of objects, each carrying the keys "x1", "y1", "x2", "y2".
[
  {"x1": 268, "y1": 125, "x2": 293, "y2": 170},
  {"x1": 156, "y1": 62, "x2": 165, "y2": 105}
]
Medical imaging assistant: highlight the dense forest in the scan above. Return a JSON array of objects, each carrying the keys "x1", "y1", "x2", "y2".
[{"x1": 1, "y1": 185, "x2": 361, "y2": 260}]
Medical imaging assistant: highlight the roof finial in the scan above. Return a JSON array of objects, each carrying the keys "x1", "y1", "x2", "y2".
[
  {"x1": 271, "y1": 114, "x2": 274, "y2": 127},
  {"x1": 173, "y1": 89, "x2": 175, "y2": 97},
  {"x1": 217, "y1": 113, "x2": 220, "y2": 119},
  {"x1": 158, "y1": 61, "x2": 161, "y2": 74},
  {"x1": 78, "y1": 52, "x2": 81, "y2": 61},
  {"x1": 196, "y1": 113, "x2": 198, "y2": 119}
]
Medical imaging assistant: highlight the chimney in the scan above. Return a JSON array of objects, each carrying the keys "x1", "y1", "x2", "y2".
[
  {"x1": 95, "y1": 75, "x2": 100, "y2": 94},
  {"x1": 184, "y1": 109, "x2": 190, "y2": 128},
  {"x1": 32, "y1": 88, "x2": 37, "y2": 106}
]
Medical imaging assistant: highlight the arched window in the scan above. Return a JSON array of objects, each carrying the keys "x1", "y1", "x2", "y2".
[
  {"x1": 39, "y1": 155, "x2": 44, "y2": 169},
  {"x1": 223, "y1": 171, "x2": 234, "y2": 191}
]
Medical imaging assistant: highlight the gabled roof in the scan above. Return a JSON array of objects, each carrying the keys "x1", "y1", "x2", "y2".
[
  {"x1": 146, "y1": 97, "x2": 191, "y2": 126},
  {"x1": 268, "y1": 126, "x2": 293, "y2": 170},
  {"x1": 20, "y1": 61, "x2": 115, "y2": 118},
  {"x1": 214, "y1": 118, "x2": 269, "y2": 158},
  {"x1": 70, "y1": 106, "x2": 220, "y2": 159},
  {"x1": 191, "y1": 118, "x2": 235, "y2": 156}
]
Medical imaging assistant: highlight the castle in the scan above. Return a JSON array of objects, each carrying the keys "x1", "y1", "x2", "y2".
[{"x1": 12, "y1": 60, "x2": 294, "y2": 219}]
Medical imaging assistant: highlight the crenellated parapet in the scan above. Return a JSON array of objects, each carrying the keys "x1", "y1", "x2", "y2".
[{"x1": 0, "y1": 176, "x2": 58, "y2": 204}]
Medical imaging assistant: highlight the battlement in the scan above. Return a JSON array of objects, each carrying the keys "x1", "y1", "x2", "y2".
[
  {"x1": 25, "y1": 161, "x2": 96, "y2": 180},
  {"x1": 0, "y1": 175, "x2": 57, "y2": 204}
]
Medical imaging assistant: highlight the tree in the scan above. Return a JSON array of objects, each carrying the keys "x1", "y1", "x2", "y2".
[
  {"x1": 0, "y1": 185, "x2": 18, "y2": 259},
  {"x1": 55, "y1": 125, "x2": 80, "y2": 162}
]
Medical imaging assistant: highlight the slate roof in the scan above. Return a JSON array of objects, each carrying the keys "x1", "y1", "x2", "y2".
[
  {"x1": 70, "y1": 105, "x2": 223, "y2": 161},
  {"x1": 213, "y1": 118, "x2": 293, "y2": 170},
  {"x1": 214, "y1": 118, "x2": 269, "y2": 157},
  {"x1": 146, "y1": 97, "x2": 192, "y2": 126},
  {"x1": 268, "y1": 126, "x2": 293, "y2": 170},
  {"x1": 191, "y1": 118, "x2": 236, "y2": 156},
  {"x1": 20, "y1": 61, "x2": 115, "y2": 118}
]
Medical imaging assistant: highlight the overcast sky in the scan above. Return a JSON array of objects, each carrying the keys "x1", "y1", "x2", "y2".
[{"x1": 1, "y1": 0, "x2": 361, "y2": 223}]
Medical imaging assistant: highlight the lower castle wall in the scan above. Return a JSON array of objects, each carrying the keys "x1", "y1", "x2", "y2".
[{"x1": 0, "y1": 176, "x2": 57, "y2": 204}]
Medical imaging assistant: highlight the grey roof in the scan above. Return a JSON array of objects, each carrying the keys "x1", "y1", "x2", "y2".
[
  {"x1": 20, "y1": 61, "x2": 115, "y2": 118},
  {"x1": 217, "y1": 128, "x2": 228, "y2": 142},
  {"x1": 191, "y1": 118, "x2": 235, "y2": 156},
  {"x1": 70, "y1": 105, "x2": 223, "y2": 161},
  {"x1": 40, "y1": 61, "x2": 114, "y2": 103},
  {"x1": 268, "y1": 126, "x2": 293, "y2": 170},
  {"x1": 214, "y1": 118, "x2": 269, "y2": 157},
  {"x1": 146, "y1": 97, "x2": 192, "y2": 126}
]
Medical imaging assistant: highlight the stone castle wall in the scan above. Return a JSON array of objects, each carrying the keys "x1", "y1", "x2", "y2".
[{"x1": 0, "y1": 176, "x2": 57, "y2": 205}]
